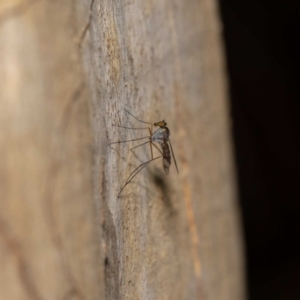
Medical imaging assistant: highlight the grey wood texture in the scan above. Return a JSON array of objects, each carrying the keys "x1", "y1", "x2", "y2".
[{"x1": 0, "y1": 0, "x2": 245, "y2": 299}]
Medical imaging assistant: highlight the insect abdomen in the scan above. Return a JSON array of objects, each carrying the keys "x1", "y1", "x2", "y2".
[{"x1": 161, "y1": 142, "x2": 171, "y2": 175}]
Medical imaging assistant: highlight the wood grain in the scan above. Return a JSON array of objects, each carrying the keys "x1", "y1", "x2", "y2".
[{"x1": 0, "y1": 0, "x2": 245, "y2": 299}]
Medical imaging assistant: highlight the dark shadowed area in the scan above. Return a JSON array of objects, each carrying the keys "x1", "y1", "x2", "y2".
[{"x1": 219, "y1": 0, "x2": 300, "y2": 299}]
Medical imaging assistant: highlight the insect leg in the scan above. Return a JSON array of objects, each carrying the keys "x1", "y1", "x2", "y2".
[
  {"x1": 108, "y1": 136, "x2": 149, "y2": 146},
  {"x1": 169, "y1": 139, "x2": 179, "y2": 174},
  {"x1": 130, "y1": 141, "x2": 151, "y2": 151},
  {"x1": 117, "y1": 156, "x2": 161, "y2": 198},
  {"x1": 148, "y1": 127, "x2": 154, "y2": 160},
  {"x1": 112, "y1": 124, "x2": 149, "y2": 130},
  {"x1": 124, "y1": 109, "x2": 152, "y2": 125}
]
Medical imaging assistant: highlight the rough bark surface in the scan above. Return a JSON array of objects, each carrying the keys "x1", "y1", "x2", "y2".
[{"x1": 0, "y1": 0, "x2": 245, "y2": 299}]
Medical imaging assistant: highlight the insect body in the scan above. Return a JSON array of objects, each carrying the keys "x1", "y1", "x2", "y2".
[
  {"x1": 150, "y1": 121, "x2": 171, "y2": 174},
  {"x1": 109, "y1": 109, "x2": 178, "y2": 197}
]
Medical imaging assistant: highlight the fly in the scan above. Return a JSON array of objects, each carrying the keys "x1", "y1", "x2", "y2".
[{"x1": 109, "y1": 109, "x2": 179, "y2": 197}]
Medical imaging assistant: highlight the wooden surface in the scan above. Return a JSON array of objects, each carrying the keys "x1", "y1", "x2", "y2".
[{"x1": 0, "y1": 0, "x2": 245, "y2": 299}]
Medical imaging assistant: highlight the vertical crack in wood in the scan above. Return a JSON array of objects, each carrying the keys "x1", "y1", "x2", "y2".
[{"x1": 103, "y1": 199, "x2": 120, "y2": 299}]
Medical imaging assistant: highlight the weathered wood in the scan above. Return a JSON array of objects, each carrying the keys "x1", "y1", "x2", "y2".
[{"x1": 0, "y1": 0, "x2": 245, "y2": 299}]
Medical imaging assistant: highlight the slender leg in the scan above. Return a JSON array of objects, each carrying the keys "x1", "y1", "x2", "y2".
[
  {"x1": 130, "y1": 141, "x2": 151, "y2": 151},
  {"x1": 169, "y1": 139, "x2": 179, "y2": 174},
  {"x1": 108, "y1": 136, "x2": 149, "y2": 146},
  {"x1": 110, "y1": 109, "x2": 154, "y2": 149},
  {"x1": 112, "y1": 124, "x2": 149, "y2": 130},
  {"x1": 124, "y1": 109, "x2": 152, "y2": 125},
  {"x1": 148, "y1": 127, "x2": 153, "y2": 160},
  {"x1": 152, "y1": 142, "x2": 163, "y2": 155},
  {"x1": 118, "y1": 156, "x2": 161, "y2": 198}
]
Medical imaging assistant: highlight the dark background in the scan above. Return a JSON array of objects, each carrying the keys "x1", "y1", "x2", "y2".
[{"x1": 219, "y1": 0, "x2": 300, "y2": 299}]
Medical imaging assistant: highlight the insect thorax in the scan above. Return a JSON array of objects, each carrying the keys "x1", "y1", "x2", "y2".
[{"x1": 151, "y1": 127, "x2": 170, "y2": 143}]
